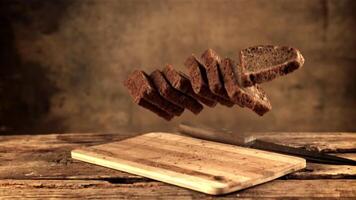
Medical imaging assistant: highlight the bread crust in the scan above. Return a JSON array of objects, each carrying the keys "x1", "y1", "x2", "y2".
[
  {"x1": 150, "y1": 70, "x2": 203, "y2": 115},
  {"x1": 163, "y1": 65, "x2": 217, "y2": 107},
  {"x1": 124, "y1": 70, "x2": 184, "y2": 117},
  {"x1": 240, "y1": 45, "x2": 304, "y2": 87},
  {"x1": 201, "y1": 49, "x2": 233, "y2": 105},
  {"x1": 220, "y1": 58, "x2": 271, "y2": 116},
  {"x1": 124, "y1": 46, "x2": 305, "y2": 119},
  {"x1": 185, "y1": 55, "x2": 234, "y2": 107},
  {"x1": 137, "y1": 98, "x2": 174, "y2": 121}
]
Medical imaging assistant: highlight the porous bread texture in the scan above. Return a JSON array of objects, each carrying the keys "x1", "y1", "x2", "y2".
[
  {"x1": 163, "y1": 65, "x2": 217, "y2": 107},
  {"x1": 150, "y1": 70, "x2": 203, "y2": 115},
  {"x1": 124, "y1": 70, "x2": 184, "y2": 118},
  {"x1": 240, "y1": 45, "x2": 304, "y2": 87},
  {"x1": 185, "y1": 55, "x2": 234, "y2": 107},
  {"x1": 200, "y1": 49, "x2": 232, "y2": 102},
  {"x1": 137, "y1": 98, "x2": 173, "y2": 121},
  {"x1": 220, "y1": 58, "x2": 272, "y2": 116}
]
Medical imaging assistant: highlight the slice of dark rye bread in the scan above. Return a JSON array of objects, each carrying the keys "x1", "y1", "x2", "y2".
[
  {"x1": 149, "y1": 70, "x2": 203, "y2": 115},
  {"x1": 200, "y1": 49, "x2": 231, "y2": 101},
  {"x1": 184, "y1": 55, "x2": 235, "y2": 107},
  {"x1": 137, "y1": 98, "x2": 174, "y2": 121},
  {"x1": 220, "y1": 58, "x2": 272, "y2": 116},
  {"x1": 162, "y1": 65, "x2": 217, "y2": 107},
  {"x1": 123, "y1": 70, "x2": 184, "y2": 117},
  {"x1": 239, "y1": 45, "x2": 305, "y2": 87}
]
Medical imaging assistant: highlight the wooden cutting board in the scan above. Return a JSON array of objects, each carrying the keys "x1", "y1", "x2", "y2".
[{"x1": 71, "y1": 132, "x2": 306, "y2": 195}]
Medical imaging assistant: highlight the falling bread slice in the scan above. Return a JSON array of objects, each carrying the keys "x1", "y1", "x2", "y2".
[
  {"x1": 184, "y1": 55, "x2": 235, "y2": 107},
  {"x1": 162, "y1": 65, "x2": 217, "y2": 107},
  {"x1": 137, "y1": 98, "x2": 174, "y2": 121},
  {"x1": 150, "y1": 70, "x2": 203, "y2": 115},
  {"x1": 123, "y1": 70, "x2": 184, "y2": 119},
  {"x1": 124, "y1": 46, "x2": 304, "y2": 119},
  {"x1": 220, "y1": 58, "x2": 272, "y2": 116},
  {"x1": 200, "y1": 49, "x2": 232, "y2": 104},
  {"x1": 239, "y1": 45, "x2": 305, "y2": 87}
]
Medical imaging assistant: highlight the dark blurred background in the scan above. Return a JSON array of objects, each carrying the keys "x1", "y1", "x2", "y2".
[{"x1": 0, "y1": 0, "x2": 355, "y2": 135}]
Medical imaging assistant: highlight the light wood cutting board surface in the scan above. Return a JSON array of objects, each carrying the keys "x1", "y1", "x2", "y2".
[{"x1": 71, "y1": 132, "x2": 306, "y2": 195}]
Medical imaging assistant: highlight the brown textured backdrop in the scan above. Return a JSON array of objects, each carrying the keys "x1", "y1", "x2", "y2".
[{"x1": 0, "y1": 0, "x2": 355, "y2": 134}]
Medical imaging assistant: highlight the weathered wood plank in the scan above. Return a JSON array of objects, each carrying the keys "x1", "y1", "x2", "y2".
[
  {"x1": 1, "y1": 132, "x2": 356, "y2": 180},
  {"x1": 252, "y1": 132, "x2": 356, "y2": 152},
  {"x1": 288, "y1": 154, "x2": 356, "y2": 179},
  {"x1": 1, "y1": 131, "x2": 355, "y2": 152},
  {"x1": 3, "y1": 149, "x2": 355, "y2": 180},
  {"x1": 0, "y1": 179, "x2": 355, "y2": 199},
  {"x1": 0, "y1": 133, "x2": 141, "y2": 180},
  {"x1": 0, "y1": 132, "x2": 133, "y2": 151}
]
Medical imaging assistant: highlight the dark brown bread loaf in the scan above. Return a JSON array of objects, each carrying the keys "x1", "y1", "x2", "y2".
[
  {"x1": 123, "y1": 70, "x2": 184, "y2": 117},
  {"x1": 240, "y1": 45, "x2": 305, "y2": 87},
  {"x1": 184, "y1": 55, "x2": 234, "y2": 107},
  {"x1": 137, "y1": 98, "x2": 174, "y2": 121},
  {"x1": 149, "y1": 70, "x2": 203, "y2": 115},
  {"x1": 200, "y1": 49, "x2": 232, "y2": 102},
  {"x1": 124, "y1": 46, "x2": 304, "y2": 119},
  {"x1": 220, "y1": 58, "x2": 272, "y2": 116},
  {"x1": 162, "y1": 65, "x2": 217, "y2": 107}
]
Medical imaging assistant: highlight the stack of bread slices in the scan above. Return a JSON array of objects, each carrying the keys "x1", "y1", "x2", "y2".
[{"x1": 124, "y1": 45, "x2": 305, "y2": 120}]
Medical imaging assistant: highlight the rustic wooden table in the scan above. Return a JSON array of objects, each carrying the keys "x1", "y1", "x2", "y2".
[{"x1": 1, "y1": 131, "x2": 356, "y2": 199}]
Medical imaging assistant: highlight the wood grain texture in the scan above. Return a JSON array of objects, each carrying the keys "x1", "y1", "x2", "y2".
[
  {"x1": 288, "y1": 153, "x2": 356, "y2": 179},
  {"x1": 0, "y1": 179, "x2": 355, "y2": 199},
  {"x1": 252, "y1": 132, "x2": 356, "y2": 152},
  {"x1": 0, "y1": 133, "x2": 137, "y2": 180},
  {"x1": 71, "y1": 132, "x2": 306, "y2": 195},
  {"x1": 0, "y1": 132, "x2": 356, "y2": 198},
  {"x1": 1, "y1": 132, "x2": 355, "y2": 181}
]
